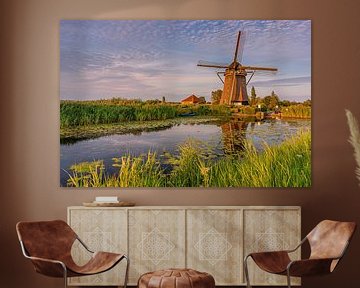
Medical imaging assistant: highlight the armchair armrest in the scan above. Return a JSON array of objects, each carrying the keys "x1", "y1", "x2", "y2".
[
  {"x1": 248, "y1": 250, "x2": 289, "y2": 257},
  {"x1": 76, "y1": 235, "x2": 94, "y2": 254},
  {"x1": 19, "y1": 240, "x2": 67, "y2": 277},
  {"x1": 25, "y1": 255, "x2": 67, "y2": 277},
  {"x1": 285, "y1": 237, "x2": 307, "y2": 253},
  {"x1": 287, "y1": 239, "x2": 351, "y2": 277},
  {"x1": 245, "y1": 236, "x2": 306, "y2": 259}
]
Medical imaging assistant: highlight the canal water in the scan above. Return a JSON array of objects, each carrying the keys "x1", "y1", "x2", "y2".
[{"x1": 60, "y1": 118, "x2": 310, "y2": 186}]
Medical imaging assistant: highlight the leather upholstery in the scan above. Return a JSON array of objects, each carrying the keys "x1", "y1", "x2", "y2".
[
  {"x1": 16, "y1": 220, "x2": 124, "y2": 278},
  {"x1": 138, "y1": 269, "x2": 215, "y2": 288},
  {"x1": 307, "y1": 220, "x2": 356, "y2": 260},
  {"x1": 248, "y1": 220, "x2": 356, "y2": 277},
  {"x1": 250, "y1": 251, "x2": 291, "y2": 274}
]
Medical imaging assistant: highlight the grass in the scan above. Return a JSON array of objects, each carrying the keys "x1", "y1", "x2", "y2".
[
  {"x1": 60, "y1": 101, "x2": 178, "y2": 126},
  {"x1": 60, "y1": 100, "x2": 230, "y2": 128},
  {"x1": 166, "y1": 139, "x2": 217, "y2": 187},
  {"x1": 238, "y1": 106, "x2": 257, "y2": 115},
  {"x1": 66, "y1": 153, "x2": 165, "y2": 187},
  {"x1": 280, "y1": 104, "x2": 311, "y2": 119},
  {"x1": 64, "y1": 130, "x2": 311, "y2": 188},
  {"x1": 208, "y1": 130, "x2": 311, "y2": 187}
]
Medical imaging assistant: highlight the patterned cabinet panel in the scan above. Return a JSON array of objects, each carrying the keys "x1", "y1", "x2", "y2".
[
  {"x1": 68, "y1": 208, "x2": 127, "y2": 286},
  {"x1": 128, "y1": 209, "x2": 186, "y2": 284},
  {"x1": 187, "y1": 209, "x2": 243, "y2": 285},
  {"x1": 67, "y1": 206, "x2": 300, "y2": 286},
  {"x1": 243, "y1": 209, "x2": 301, "y2": 286}
]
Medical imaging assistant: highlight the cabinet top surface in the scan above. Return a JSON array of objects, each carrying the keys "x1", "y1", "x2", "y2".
[{"x1": 68, "y1": 205, "x2": 301, "y2": 210}]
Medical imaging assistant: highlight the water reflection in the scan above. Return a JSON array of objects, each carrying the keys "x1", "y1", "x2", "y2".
[
  {"x1": 221, "y1": 121, "x2": 249, "y2": 154},
  {"x1": 60, "y1": 118, "x2": 310, "y2": 186}
]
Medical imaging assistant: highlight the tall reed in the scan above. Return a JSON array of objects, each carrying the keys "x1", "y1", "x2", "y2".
[
  {"x1": 281, "y1": 104, "x2": 311, "y2": 118},
  {"x1": 60, "y1": 100, "x2": 230, "y2": 128},
  {"x1": 209, "y1": 130, "x2": 311, "y2": 187},
  {"x1": 61, "y1": 102, "x2": 178, "y2": 127}
]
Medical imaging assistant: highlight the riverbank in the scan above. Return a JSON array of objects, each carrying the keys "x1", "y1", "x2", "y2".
[
  {"x1": 60, "y1": 116, "x2": 228, "y2": 143},
  {"x1": 64, "y1": 129, "x2": 311, "y2": 188},
  {"x1": 231, "y1": 104, "x2": 311, "y2": 119}
]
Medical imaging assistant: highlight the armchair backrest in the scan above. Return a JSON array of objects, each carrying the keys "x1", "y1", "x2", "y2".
[
  {"x1": 307, "y1": 220, "x2": 356, "y2": 261},
  {"x1": 16, "y1": 220, "x2": 77, "y2": 261}
]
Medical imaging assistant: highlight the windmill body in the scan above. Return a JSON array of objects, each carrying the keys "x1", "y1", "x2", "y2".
[
  {"x1": 221, "y1": 64, "x2": 248, "y2": 105},
  {"x1": 198, "y1": 31, "x2": 277, "y2": 106}
]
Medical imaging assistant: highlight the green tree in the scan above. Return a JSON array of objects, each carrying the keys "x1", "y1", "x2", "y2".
[
  {"x1": 263, "y1": 95, "x2": 272, "y2": 108},
  {"x1": 255, "y1": 97, "x2": 262, "y2": 105},
  {"x1": 250, "y1": 86, "x2": 257, "y2": 106},
  {"x1": 268, "y1": 91, "x2": 280, "y2": 110},
  {"x1": 198, "y1": 96, "x2": 206, "y2": 104},
  {"x1": 211, "y1": 89, "x2": 222, "y2": 104},
  {"x1": 303, "y1": 99, "x2": 311, "y2": 106},
  {"x1": 269, "y1": 91, "x2": 280, "y2": 110},
  {"x1": 279, "y1": 100, "x2": 291, "y2": 107},
  {"x1": 262, "y1": 91, "x2": 279, "y2": 110}
]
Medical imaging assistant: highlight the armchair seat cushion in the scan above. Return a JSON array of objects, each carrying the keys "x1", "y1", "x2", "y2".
[
  {"x1": 66, "y1": 251, "x2": 124, "y2": 276},
  {"x1": 250, "y1": 251, "x2": 291, "y2": 274}
]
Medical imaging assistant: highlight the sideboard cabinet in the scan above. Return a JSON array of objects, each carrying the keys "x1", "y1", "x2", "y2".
[{"x1": 67, "y1": 206, "x2": 301, "y2": 286}]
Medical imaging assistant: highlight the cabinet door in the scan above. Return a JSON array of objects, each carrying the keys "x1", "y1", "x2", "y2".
[
  {"x1": 187, "y1": 209, "x2": 243, "y2": 285},
  {"x1": 128, "y1": 209, "x2": 186, "y2": 284},
  {"x1": 243, "y1": 209, "x2": 301, "y2": 286},
  {"x1": 68, "y1": 208, "x2": 128, "y2": 286}
]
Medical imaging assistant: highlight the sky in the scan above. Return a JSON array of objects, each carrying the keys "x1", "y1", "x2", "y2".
[{"x1": 60, "y1": 20, "x2": 311, "y2": 102}]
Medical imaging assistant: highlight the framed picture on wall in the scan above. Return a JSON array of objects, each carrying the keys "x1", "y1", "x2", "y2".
[{"x1": 60, "y1": 20, "x2": 311, "y2": 188}]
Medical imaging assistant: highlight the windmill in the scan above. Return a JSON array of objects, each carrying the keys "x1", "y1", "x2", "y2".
[{"x1": 198, "y1": 31, "x2": 278, "y2": 105}]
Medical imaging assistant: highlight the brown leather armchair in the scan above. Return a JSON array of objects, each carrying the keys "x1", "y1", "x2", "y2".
[
  {"x1": 244, "y1": 220, "x2": 356, "y2": 288},
  {"x1": 16, "y1": 220, "x2": 129, "y2": 288}
]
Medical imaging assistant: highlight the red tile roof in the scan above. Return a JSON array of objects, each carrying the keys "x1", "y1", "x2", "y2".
[{"x1": 181, "y1": 94, "x2": 200, "y2": 103}]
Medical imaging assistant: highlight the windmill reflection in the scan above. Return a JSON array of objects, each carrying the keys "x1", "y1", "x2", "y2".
[{"x1": 221, "y1": 120, "x2": 249, "y2": 155}]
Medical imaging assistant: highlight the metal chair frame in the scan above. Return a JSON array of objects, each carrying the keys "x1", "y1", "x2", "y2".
[
  {"x1": 244, "y1": 237, "x2": 350, "y2": 288},
  {"x1": 19, "y1": 234, "x2": 129, "y2": 288}
]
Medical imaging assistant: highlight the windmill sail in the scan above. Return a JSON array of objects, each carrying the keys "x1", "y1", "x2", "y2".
[
  {"x1": 237, "y1": 30, "x2": 246, "y2": 64},
  {"x1": 197, "y1": 30, "x2": 277, "y2": 105},
  {"x1": 197, "y1": 60, "x2": 228, "y2": 69},
  {"x1": 242, "y1": 65, "x2": 277, "y2": 71},
  {"x1": 233, "y1": 31, "x2": 241, "y2": 63}
]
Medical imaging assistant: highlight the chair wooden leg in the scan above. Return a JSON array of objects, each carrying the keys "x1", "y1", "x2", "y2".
[{"x1": 244, "y1": 255, "x2": 252, "y2": 288}]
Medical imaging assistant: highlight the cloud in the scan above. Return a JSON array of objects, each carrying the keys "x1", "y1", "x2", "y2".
[
  {"x1": 251, "y1": 77, "x2": 311, "y2": 101},
  {"x1": 251, "y1": 76, "x2": 311, "y2": 87},
  {"x1": 60, "y1": 20, "x2": 311, "y2": 101}
]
